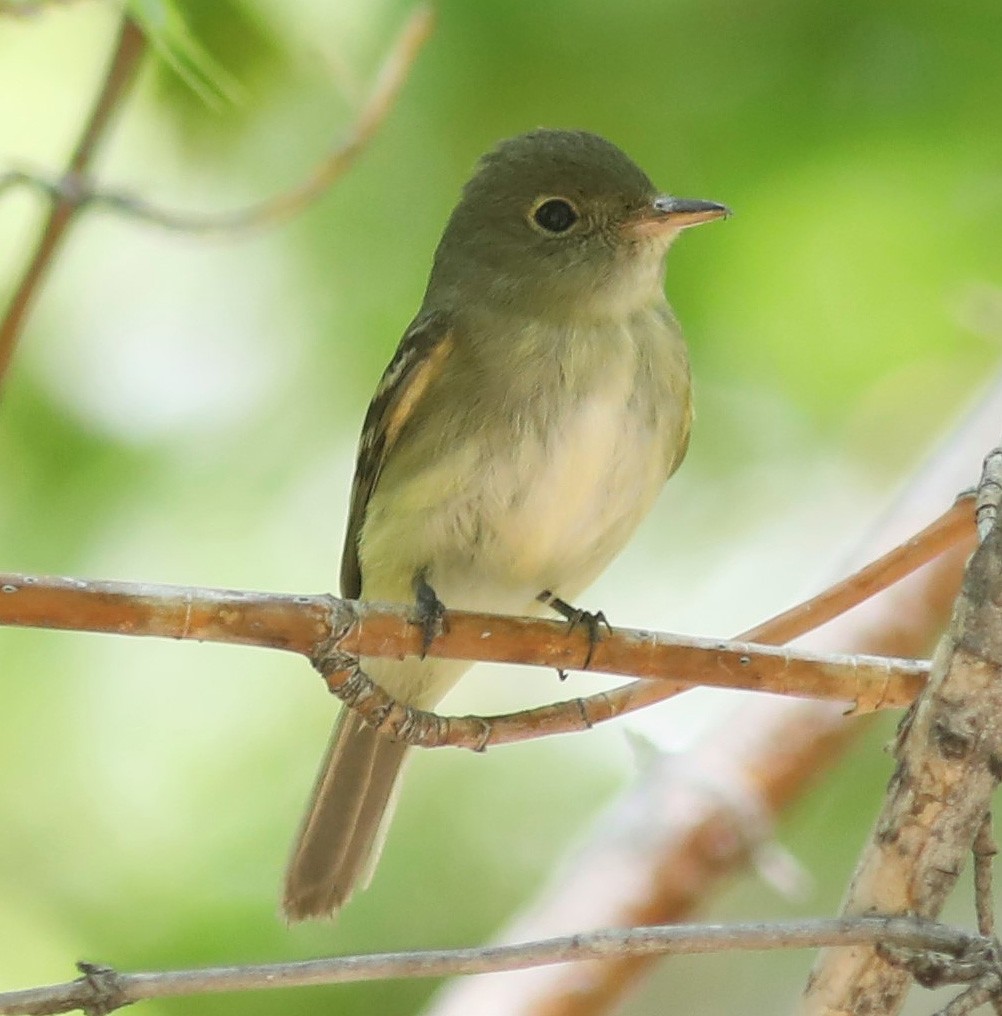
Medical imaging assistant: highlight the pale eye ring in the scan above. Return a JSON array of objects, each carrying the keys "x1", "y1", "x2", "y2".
[{"x1": 529, "y1": 196, "x2": 579, "y2": 234}]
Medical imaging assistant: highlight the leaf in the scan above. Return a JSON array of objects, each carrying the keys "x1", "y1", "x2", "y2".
[{"x1": 126, "y1": 0, "x2": 244, "y2": 110}]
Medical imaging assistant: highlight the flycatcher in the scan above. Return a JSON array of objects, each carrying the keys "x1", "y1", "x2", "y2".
[{"x1": 283, "y1": 128, "x2": 728, "y2": 920}]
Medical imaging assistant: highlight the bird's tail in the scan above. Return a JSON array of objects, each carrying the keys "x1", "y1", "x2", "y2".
[{"x1": 283, "y1": 706, "x2": 407, "y2": 921}]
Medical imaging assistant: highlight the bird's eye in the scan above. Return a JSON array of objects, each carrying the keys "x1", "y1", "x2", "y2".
[{"x1": 531, "y1": 197, "x2": 579, "y2": 234}]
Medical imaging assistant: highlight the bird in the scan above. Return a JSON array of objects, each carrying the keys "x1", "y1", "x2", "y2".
[{"x1": 283, "y1": 128, "x2": 728, "y2": 920}]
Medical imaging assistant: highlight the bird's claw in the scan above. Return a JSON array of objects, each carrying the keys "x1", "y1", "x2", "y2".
[
  {"x1": 537, "y1": 589, "x2": 611, "y2": 670},
  {"x1": 413, "y1": 574, "x2": 447, "y2": 658}
]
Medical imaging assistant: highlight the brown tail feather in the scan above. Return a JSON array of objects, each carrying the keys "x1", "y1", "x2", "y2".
[{"x1": 283, "y1": 709, "x2": 407, "y2": 921}]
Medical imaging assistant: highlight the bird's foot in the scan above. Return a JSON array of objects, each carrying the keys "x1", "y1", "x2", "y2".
[
  {"x1": 413, "y1": 573, "x2": 447, "y2": 658},
  {"x1": 537, "y1": 589, "x2": 611, "y2": 670}
]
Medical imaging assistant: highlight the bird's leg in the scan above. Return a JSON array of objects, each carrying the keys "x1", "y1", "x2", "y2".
[
  {"x1": 412, "y1": 570, "x2": 447, "y2": 658},
  {"x1": 536, "y1": 589, "x2": 612, "y2": 670}
]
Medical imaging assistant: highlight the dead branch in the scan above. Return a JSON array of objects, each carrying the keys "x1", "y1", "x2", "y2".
[
  {"x1": 977, "y1": 446, "x2": 1002, "y2": 540},
  {"x1": 798, "y1": 439, "x2": 1002, "y2": 1016},
  {"x1": 970, "y1": 816, "x2": 1002, "y2": 1016},
  {"x1": 0, "y1": 916, "x2": 985, "y2": 1016},
  {"x1": 973, "y1": 813, "x2": 997, "y2": 940}
]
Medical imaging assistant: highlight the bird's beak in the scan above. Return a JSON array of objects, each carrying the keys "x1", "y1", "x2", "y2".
[{"x1": 627, "y1": 195, "x2": 731, "y2": 236}]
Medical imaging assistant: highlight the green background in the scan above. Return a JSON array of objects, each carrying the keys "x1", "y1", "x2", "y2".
[{"x1": 1, "y1": 1, "x2": 1000, "y2": 1013}]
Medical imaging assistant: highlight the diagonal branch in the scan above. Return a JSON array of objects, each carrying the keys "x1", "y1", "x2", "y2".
[
  {"x1": 0, "y1": 14, "x2": 146, "y2": 390},
  {"x1": 571, "y1": 492, "x2": 974, "y2": 732}
]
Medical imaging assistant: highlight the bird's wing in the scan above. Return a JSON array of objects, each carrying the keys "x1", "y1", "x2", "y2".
[{"x1": 339, "y1": 311, "x2": 454, "y2": 599}]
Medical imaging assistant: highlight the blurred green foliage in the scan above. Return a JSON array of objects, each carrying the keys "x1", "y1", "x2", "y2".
[{"x1": 1, "y1": 1, "x2": 1000, "y2": 1014}]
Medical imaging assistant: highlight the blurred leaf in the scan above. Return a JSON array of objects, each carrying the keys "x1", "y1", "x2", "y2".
[
  {"x1": 133, "y1": 0, "x2": 292, "y2": 145},
  {"x1": 128, "y1": 0, "x2": 243, "y2": 111}
]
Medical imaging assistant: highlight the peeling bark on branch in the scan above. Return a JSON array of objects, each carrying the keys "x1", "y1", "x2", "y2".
[{"x1": 800, "y1": 459, "x2": 1002, "y2": 1016}]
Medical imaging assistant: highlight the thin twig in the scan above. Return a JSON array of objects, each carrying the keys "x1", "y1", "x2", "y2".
[
  {"x1": 0, "y1": 917, "x2": 983, "y2": 1016},
  {"x1": 970, "y1": 813, "x2": 1002, "y2": 1016},
  {"x1": 0, "y1": 14, "x2": 145, "y2": 391},
  {"x1": 0, "y1": 7, "x2": 434, "y2": 235},
  {"x1": 741, "y1": 493, "x2": 974, "y2": 644}
]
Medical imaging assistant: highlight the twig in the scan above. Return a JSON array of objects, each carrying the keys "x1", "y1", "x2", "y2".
[
  {"x1": 877, "y1": 935, "x2": 1002, "y2": 1016},
  {"x1": 0, "y1": 917, "x2": 983, "y2": 1016},
  {"x1": 0, "y1": 6, "x2": 431, "y2": 394},
  {"x1": 799, "y1": 435, "x2": 1002, "y2": 1015},
  {"x1": 741, "y1": 492, "x2": 974, "y2": 645},
  {"x1": 0, "y1": 14, "x2": 145, "y2": 390},
  {"x1": 0, "y1": 7, "x2": 434, "y2": 234},
  {"x1": 313, "y1": 632, "x2": 920, "y2": 749}
]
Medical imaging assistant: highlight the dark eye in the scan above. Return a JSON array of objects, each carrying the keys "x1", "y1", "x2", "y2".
[{"x1": 532, "y1": 198, "x2": 578, "y2": 234}]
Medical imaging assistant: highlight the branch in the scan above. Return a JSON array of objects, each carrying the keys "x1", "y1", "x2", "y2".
[
  {"x1": 798, "y1": 437, "x2": 1002, "y2": 1016},
  {"x1": 0, "y1": 14, "x2": 146, "y2": 390},
  {"x1": 741, "y1": 493, "x2": 973, "y2": 645},
  {"x1": 0, "y1": 568, "x2": 932, "y2": 746},
  {"x1": 0, "y1": 5, "x2": 431, "y2": 396},
  {"x1": 0, "y1": 493, "x2": 972, "y2": 750},
  {"x1": 0, "y1": 7, "x2": 434, "y2": 234},
  {"x1": 0, "y1": 917, "x2": 985, "y2": 1016}
]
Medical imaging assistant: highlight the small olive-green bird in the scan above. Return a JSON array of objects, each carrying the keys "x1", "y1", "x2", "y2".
[{"x1": 283, "y1": 128, "x2": 728, "y2": 920}]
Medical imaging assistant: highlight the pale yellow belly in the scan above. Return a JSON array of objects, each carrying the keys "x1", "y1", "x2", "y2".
[
  {"x1": 356, "y1": 311, "x2": 690, "y2": 707},
  {"x1": 478, "y1": 391, "x2": 668, "y2": 596}
]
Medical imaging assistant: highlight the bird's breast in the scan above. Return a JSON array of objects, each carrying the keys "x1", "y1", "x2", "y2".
[
  {"x1": 455, "y1": 312, "x2": 690, "y2": 601},
  {"x1": 359, "y1": 308, "x2": 691, "y2": 616}
]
